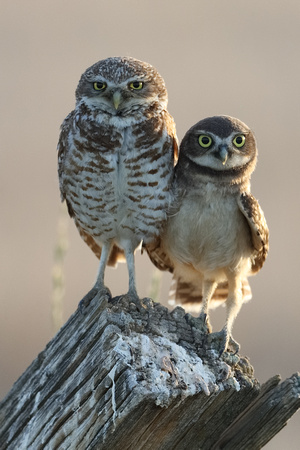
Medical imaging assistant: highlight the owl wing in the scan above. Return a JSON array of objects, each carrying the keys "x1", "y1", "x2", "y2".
[
  {"x1": 143, "y1": 237, "x2": 174, "y2": 273},
  {"x1": 164, "y1": 111, "x2": 179, "y2": 162},
  {"x1": 142, "y1": 109, "x2": 178, "y2": 267},
  {"x1": 238, "y1": 192, "x2": 269, "y2": 273},
  {"x1": 57, "y1": 111, "x2": 74, "y2": 203},
  {"x1": 57, "y1": 111, "x2": 125, "y2": 267},
  {"x1": 57, "y1": 111, "x2": 79, "y2": 222}
]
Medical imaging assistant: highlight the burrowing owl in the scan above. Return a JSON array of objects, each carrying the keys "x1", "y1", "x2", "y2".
[
  {"x1": 146, "y1": 115, "x2": 269, "y2": 354},
  {"x1": 58, "y1": 56, "x2": 178, "y2": 307}
]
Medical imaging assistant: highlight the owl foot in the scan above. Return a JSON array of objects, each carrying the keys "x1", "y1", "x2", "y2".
[
  {"x1": 109, "y1": 293, "x2": 143, "y2": 313},
  {"x1": 128, "y1": 295, "x2": 143, "y2": 313},
  {"x1": 125, "y1": 285, "x2": 144, "y2": 312},
  {"x1": 126, "y1": 291, "x2": 144, "y2": 313},
  {"x1": 209, "y1": 330, "x2": 240, "y2": 356},
  {"x1": 198, "y1": 312, "x2": 212, "y2": 333},
  {"x1": 78, "y1": 286, "x2": 111, "y2": 314}
]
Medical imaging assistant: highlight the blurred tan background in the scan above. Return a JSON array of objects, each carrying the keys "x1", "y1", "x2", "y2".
[{"x1": 1, "y1": 0, "x2": 299, "y2": 447}]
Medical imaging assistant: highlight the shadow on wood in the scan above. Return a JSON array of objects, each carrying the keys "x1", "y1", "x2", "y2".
[{"x1": 0, "y1": 294, "x2": 299, "y2": 449}]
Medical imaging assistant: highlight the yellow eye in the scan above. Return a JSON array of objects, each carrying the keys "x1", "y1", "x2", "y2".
[
  {"x1": 198, "y1": 134, "x2": 213, "y2": 148},
  {"x1": 233, "y1": 135, "x2": 246, "y2": 148},
  {"x1": 129, "y1": 81, "x2": 144, "y2": 90},
  {"x1": 93, "y1": 82, "x2": 107, "y2": 91}
]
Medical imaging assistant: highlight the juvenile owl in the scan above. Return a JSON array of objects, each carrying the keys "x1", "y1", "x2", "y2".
[
  {"x1": 58, "y1": 57, "x2": 178, "y2": 308},
  {"x1": 146, "y1": 115, "x2": 269, "y2": 354}
]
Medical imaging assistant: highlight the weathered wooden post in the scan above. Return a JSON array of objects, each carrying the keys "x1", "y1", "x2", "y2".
[{"x1": 0, "y1": 294, "x2": 299, "y2": 449}]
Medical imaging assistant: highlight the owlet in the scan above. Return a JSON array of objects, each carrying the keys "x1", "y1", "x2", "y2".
[{"x1": 146, "y1": 115, "x2": 269, "y2": 354}]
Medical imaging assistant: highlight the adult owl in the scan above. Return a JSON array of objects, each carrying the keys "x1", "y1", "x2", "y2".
[
  {"x1": 146, "y1": 115, "x2": 269, "y2": 354},
  {"x1": 58, "y1": 56, "x2": 178, "y2": 308}
]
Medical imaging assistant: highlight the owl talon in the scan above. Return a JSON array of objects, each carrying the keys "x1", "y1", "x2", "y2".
[
  {"x1": 109, "y1": 293, "x2": 143, "y2": 313},
  {"x1": 199, "y1": 312, "x2": 207, "y2": 323},
  {"x1": 126, "y1": 291, "x2": 144, "y2": 312},
  {"x1": 78, "y1": 286, "x2": 111, "y2": 314},
  {"x1": 209, "y1": 330, "x2": 240, "y2": 356},
  {"x1": 228, "y1": 336, "x2": 240, "y2": 355},
  {"x1": 198, "y1": 312, "x2": 212, "y2": 333}
]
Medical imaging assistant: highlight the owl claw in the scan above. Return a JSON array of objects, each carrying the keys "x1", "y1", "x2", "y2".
[
  {"x1": 108, "y1": 293, "x2": 143, "y2": 313},
  {"x1": 228, "y1": 336, "x2": 241, "y2": 355},
  {"x1": 78, "y1": 286, "x2": 111, "y2": 314},
  {"x1": 209, "y1": 330, "x2": 240, "y2": 356},
  {"x1": 199, "y1": 312, "x2": 207, "y2": 323},
  {"x1": 126, "y1": 291, "x2": 144, "y2": 313},
  {"x1": 198, "y1": 312, "x2": 212, "y2": 333}
]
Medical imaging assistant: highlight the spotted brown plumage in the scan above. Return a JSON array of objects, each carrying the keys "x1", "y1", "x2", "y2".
[
  {"x1": 145, "y1": 115, "x2": 269, "y2": 354},
  {"x1": 58, "y1": 57, "x2": 178, "y2": 307}
]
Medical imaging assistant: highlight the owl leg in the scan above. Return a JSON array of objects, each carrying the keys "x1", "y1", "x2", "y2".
[
  {"x1": 199, "y1": 279, "x2": 217, "y2": 332},
  {"x1": 124, "y1": 245, "x2": 138, "y2": 297},
  {"x1": 79, "y1": 242, "x2": 112, "y2": 312},
  {"x1": 213, "y1": 274, "x2": 242, "y2": 355},
  {"x1": 122, "y1": 243, "x2": 143, "y2": 311}
]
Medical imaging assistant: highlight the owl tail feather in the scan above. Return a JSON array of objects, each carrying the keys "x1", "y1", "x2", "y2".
[{"x1": 168, "y1": 276, "x2": 252, "y2": 315}]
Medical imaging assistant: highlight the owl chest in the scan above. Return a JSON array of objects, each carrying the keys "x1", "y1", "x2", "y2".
[
  {"x1": 67, "y1": 128, "x2": 137, "y2": 205},
  {"x1": 65, "y1": 123, "x2": 170, "y2": 239},
  {"x1": 167, "y1": 190, "x2": 252, "y2": 271}
]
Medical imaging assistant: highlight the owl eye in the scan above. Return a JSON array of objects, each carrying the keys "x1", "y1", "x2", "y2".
[
  {"x1": 93, "y1": 82, "x2": 107, "y2": 91},
  {"x1": 233, "y1": 135, "x2": 246, "y2": 148},
  {"x1": 129, "y1": 81, "x2": 144, "y2": 90},
  {"x1": 198, "y1": 135, "x2": 213, "y2": 148}
]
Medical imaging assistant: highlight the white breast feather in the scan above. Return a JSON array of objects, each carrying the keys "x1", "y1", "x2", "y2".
[{"x1": 165, "y1": 184, "x2": 252, "y2": 280}]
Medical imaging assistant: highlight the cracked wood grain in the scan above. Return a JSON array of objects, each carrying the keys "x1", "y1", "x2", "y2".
[{"x1": 0, "y1": 294, "x2": 299, "y2": 449}]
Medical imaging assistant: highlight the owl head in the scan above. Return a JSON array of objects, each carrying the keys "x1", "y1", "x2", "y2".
[
  {"x1": 178, "y1": 115, "x2": 258, "y2": 184},
  {"x1": 75, "y1": 56, "x2": 168, "y2": 116}
]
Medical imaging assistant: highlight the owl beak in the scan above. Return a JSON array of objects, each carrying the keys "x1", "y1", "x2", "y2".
[
  {"x1": 112, "y1": 91, "x2": 122, "y2": 110},
  {"x1": 215, "y1": 145, "x2": 228, "y2": 165}
]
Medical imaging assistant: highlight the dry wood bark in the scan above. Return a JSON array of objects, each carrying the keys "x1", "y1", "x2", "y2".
[{"x1": 0, "y1": 293, "x2": 299, "y2": 449}]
